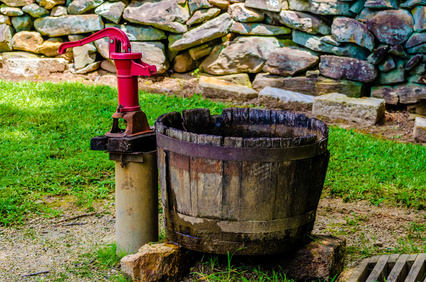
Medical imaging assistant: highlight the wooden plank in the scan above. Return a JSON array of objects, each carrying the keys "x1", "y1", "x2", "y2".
[
  {"x1": 222, "y1": 137, "x2": 242, "y2": 220},
  {"x1": 408, "y1": 254, "x2": 419, "y2": 269},
  {"x1": 387, "y1": 254, "x2": 409, "y2": 282},
  {"x1": 366, "y1": 255, "x2": 389, "y2": 282},
  {"x1": 405, "y1": 253, "x2": 425, "y2": 282}
]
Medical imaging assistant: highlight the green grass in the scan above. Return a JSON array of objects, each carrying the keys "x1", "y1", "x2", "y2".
[
  {"x1": 0, "y1": 80, "x2": 226, "y2": 225},
  {"x1": 325, "y1": 127, "x2": 426, "y2": 209}
]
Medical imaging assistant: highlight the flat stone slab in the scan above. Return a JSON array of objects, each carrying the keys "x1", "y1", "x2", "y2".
[
  {"x1": 258, "y1": 86, "x2": 314, "y2": 111},
  {"x1": 414, "y1": 117, "x2": 426, "y2": 143},
  {"x1": 313, "y1": 93, "x2": 385, "y2": 125},
  {"x1": 4, "y1": 57, "x2": 67, "y2": 77},
  {"x1": 198, "y1": 75, "x2": 258, "y2": 100}
]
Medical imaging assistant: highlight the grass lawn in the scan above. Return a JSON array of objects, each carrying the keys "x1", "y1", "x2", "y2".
[{"x1": 0, "y1": 80, "x2": 425, "y2": 280}]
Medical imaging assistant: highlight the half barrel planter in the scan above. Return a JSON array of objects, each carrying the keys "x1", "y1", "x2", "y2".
[{"x1": 155, "y1": 108, "x2": 330, "y2": 255}]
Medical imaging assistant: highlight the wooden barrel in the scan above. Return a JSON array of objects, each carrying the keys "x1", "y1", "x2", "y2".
[{"x1": 155, "y1": 108, "x2": 329, "y2": 255}]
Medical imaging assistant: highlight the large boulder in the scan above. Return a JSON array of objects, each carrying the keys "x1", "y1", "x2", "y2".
[
  {"x1": 252, "y1": 73, "x2": 364, "y2": 97},
  {"x1": 0, "y1": 24, "x2": 13, "y2": 52},
  {"x1": 366, "y1": 10, "x2": 414, "y2": 45},
  {"x1": 12, "y1": 31, "x2": 43, "y2": 53},
  {"x1": 95, "y1": 2, "x2": 125, "y2": 24},
  {"x1": 34, "y1": 15, "x2": 104, "y2": 36},
  {"x1": 288, "y1": 0, "x2": 352, "y2": 16},
  {"x1": 259, "y1": 86, "x2": 315, "y2": 111},
  {"x1": 67, "y1": 0, "x2": 103, "y2": 15},
  {"x1": 412, "y1": 6, "x2": 426, "y2": 32},
  {"x1": 263, "y1": 47, "x2": 319, "y2": 76},
  {"x1": 169, "y1": 13, "x2": 233, "y2": 51},
  {"x1": 292, "y1": 30, "x2": 370, "y2": 60},
  {"x1": 228, "y1": 3, "x2": 264, "y2": 23},
  {"x1": 200, "y1": 36, "x2": 281, "y2": 75},
  {"x1": 279, "y1": 10, "x2": 331, "y2": 35},
  {"x1": 131, "y1": 41, "x2": 169, "y2": 74},
  {"x1": 331, "y1": 17, "x2": 374, "y2": 51},
  {"x1": 123, "y1": 0, "x2": 189, "y2": 33},
  {"x1": 4, "y1": 58, "x2": 67, "y2": 77},
  {"x1": 319, "y1": 55, "x2": 377, "y2": 82}
]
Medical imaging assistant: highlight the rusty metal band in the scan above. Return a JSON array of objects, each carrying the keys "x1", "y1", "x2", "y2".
[
  {"x1": 166, "y1": 208, "x2": 316, "y2": 234},
  {"x1": 156, "y1": 133, "x2": 328, "y2": 162}
]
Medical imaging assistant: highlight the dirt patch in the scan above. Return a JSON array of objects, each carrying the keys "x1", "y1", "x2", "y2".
[{"x1": 1, "y1": 69, "x2": 425, "y2": 281}]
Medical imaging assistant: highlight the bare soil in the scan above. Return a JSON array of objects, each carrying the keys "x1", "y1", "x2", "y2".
[{"x1": 0, "y1": 69, "x2": 425, "y2": 281}]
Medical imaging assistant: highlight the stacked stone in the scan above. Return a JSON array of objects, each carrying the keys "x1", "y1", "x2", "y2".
[{"x1": 0, "y1": 0, "x2": 426, "y2": 112}]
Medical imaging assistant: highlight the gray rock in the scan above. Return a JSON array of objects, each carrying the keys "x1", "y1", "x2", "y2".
[
  {"x1": 401, "y1": 0, "x2": 426, "y2": 8},
  {"x1": 364, "y1": 0, "x2": 397, "y2": 9},
  {"x1": 263, "y1": 47, "x2": 319, "y2": 76},
  {"x1": 292, "y1": 30, "x2": 370, "y2": 60},
  {"x1": 11, "y1": 15, "x2": 33, "y2": 32},
  {"x1": 245, "y1": 0, "x2": 284, "y2": 12},
  {"x1": 186, "y1": 8, "x2": 220, "y2": 26},
  {"x1": 356, "y1": 8, "x2": 377, "y2": 23},
  {"x1": 131, "y1": 41, "x2": 169, "y2": 74},
  {"x1": 169, "y1": 13, "x2": 233, "y2": 52},
  {"x1": 388, "y1": 44, "x2": 407, "y2": 58},
  {"x1": 409, "y1": 62, "x2": 426, "y2": 75},
  {"x1": 210, "y1": 73, "x2": 253, "y2": 87},
  {"x1": 67, "y1": 0, "x2": 103, "y2": 15},
  {"x1": 73, "y1": 43, "x2": 96, "y2": 69},
  {"x1": 0, "y1": 15, "x2": 11, "y2": 25},
  {"x1": 4, "y1": 57, "x2": 67, "y2": 77},
  {"x1": 414, "y1": 117, "x2": 426, "y2": 142},
  {"x1": 75, "y1": 61, "x2": 100, "y2": 74},
  {"x1": 412, "y1": 6, "x2": 426, "y2": 32},
  {"x1": 349, "y1": 0, "x2": 366, "y2": 14},
  {"x1": 50, "y1": 5, "x2": 67, "y2": 16},
  {"x1": 306, "y1": 69, "x2": 320, "y2": 77},
  {"x1": 407, "y1": 42, "x2": 426, "y2": 53},
  {"x1": 209, "y1": 0, "x2": 229, "y2": 9},
  {"x1": 230, "y1": 22, "x2": 291, "y2": 35},
  {"x1": 100, "y1": 59, "x2": 116, "y2": 73},
  {"x1": 106, "y1": 23, "x2": 166, "y2": 41},
  {"x1": 0, "y1": 4, "x2": 24, "y2": 16},
  {"x1": 198, "y1": 75, "x2": 258, "y2": 100},
  {"x1": 407, "y1": 100, "x2": 426, "y2": 115},
  {"x1": 279, "y1": 10, "x2": 331, "y2": 35},
  {"x1": 2, "y1": 0, "x2": 33, "y2": 6},
  {"x1": 188, "y1": 39, "x2": 220, "y2": 60},
  {"x1": 377, "y1": 58, "x2": 405, "y2": 84},
  {"x1": 38, "y1": 37, "x2": 63, "y2": 56},
  {"x1": 38, "y1": 0, "x2": 64, "y2": 9},
  {"x1": 200, "y1": 36, "x2": 281, "y2": 75},
  {"x1": 22, "y1": 3, "x2": 48, "y2": 17},
  {"x1": 366, "y1": 45, "x2": 388, "y2": 65},
  {"x1": 95, "y1": 2, "x2": 125, "y2": 24},
  {"x1": 406, "y1": 32, "x2": 426, "y2": 49},
  {"x1": 319, "y1": 55, "x2": 377, "y2": 82},
  {"x1": 366, "y1": 10, "x2": 414, "y2": 45},
  {"x1": 320, "y1": 36, "x2": 341, "y2": 46},
  {"x1": 378, "y1": 56, "x2": 396, "y2": 72},
  {"x1": 252, "y1": 73, "x2": 364, "y2": 97},
  {"x1": 188, "y1": 0, "x2": 212, "y2": 14},
  {"x1": 405, "y1": 54, "x2": 423, "y2": 71},
  {"x1": 94, "y1": 37, "x2": 109, "y2": 61},
  {"x1": 372, "y1": 83, "x2": 426, "y2": 104},
  {"x1": 313, "y1": 93, "x2": 385, "y2": 125},
  {"x1": 123, "y1": 0, "x2": 189, "y2": 34},
  {"x1": 0, "y1": 24, "x2": 13, "y2": 52},
  {"x1": 259, "y1": 86, "x2": 315, "y2": 111},
  {"x1": 228, "y1": 3, "x2": 264, "y2": 23},
  {"x1": 173, "y1": 51, "x2": 197, "y2": 73},
  {"x1": 34, "y1": 15, "x2": 104, "y2": 36},
  {"x1": 331, "y1": 17, "x2": 374, "y2": 51},
  {"x1": 288, "y1": 0, "x2": 352, "y2": 16}
]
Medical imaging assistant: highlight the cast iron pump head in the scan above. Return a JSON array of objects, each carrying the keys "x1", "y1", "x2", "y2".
[{"x1": 58, "y1": 27, "x2": 157, "y2": 137}]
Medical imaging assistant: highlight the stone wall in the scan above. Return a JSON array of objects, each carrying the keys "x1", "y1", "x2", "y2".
[{"x1": 0, "y1": 0, "x2": 425, "y2": 107}]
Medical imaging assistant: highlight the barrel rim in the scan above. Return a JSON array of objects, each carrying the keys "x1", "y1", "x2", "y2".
[{"x1": 156, "y1": 132, "x2": 328, "y2": 162}]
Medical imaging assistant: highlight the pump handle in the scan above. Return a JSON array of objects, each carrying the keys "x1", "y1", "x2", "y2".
[{"x1": 58, "y1": 27, "x2": 131, "y2": 57}]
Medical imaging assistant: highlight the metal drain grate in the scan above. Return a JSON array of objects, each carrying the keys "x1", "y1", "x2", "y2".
[{"x1": 348, "y1": 253, "x2": 426, "y2": 282}]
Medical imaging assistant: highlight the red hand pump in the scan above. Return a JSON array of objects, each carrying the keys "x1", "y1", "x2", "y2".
[{"x1": 58, "y1": 27, "x2": 157, "y2": 136}]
